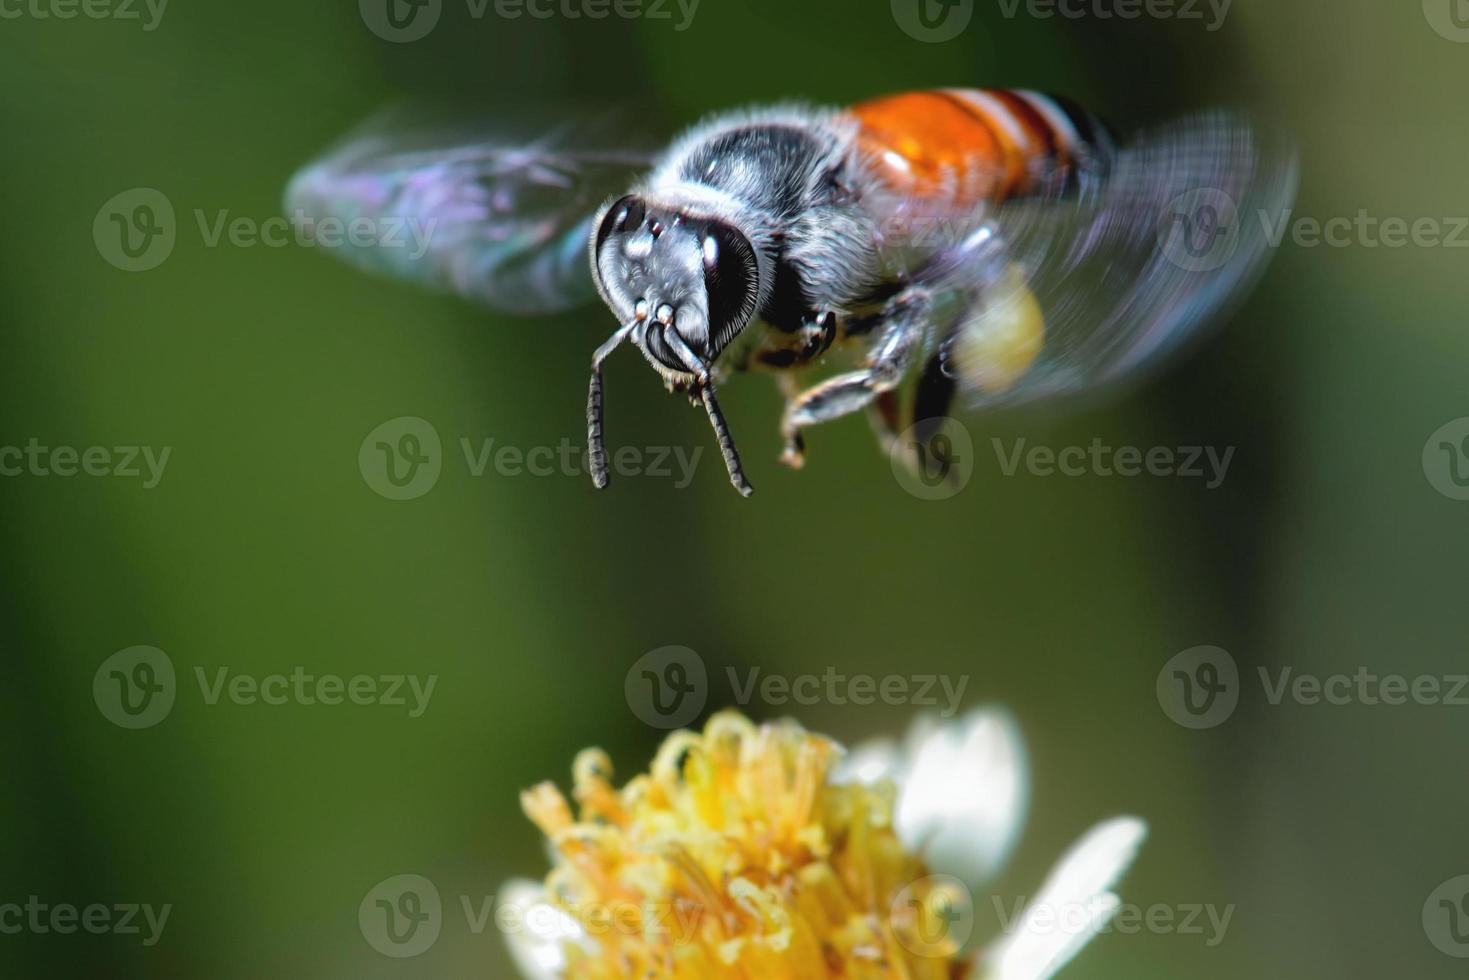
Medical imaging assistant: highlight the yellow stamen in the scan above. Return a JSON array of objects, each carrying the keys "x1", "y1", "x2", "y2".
[{"x1": 519, "y1": 710, "x2": 967, "y2": 980}]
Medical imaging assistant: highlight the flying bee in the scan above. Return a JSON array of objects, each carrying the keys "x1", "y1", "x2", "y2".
[{"x1": 288, "y1": 90, "x2": 1295, "y2": 495}]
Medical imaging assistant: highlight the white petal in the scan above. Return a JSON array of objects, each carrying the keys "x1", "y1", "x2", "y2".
[
  {"x1": 894, "y1": 708, "x2": 1029, "y2": 886},
  {"x1": 831, "y1": 737, "x2": 901, "y2": 785},
  {"x1": 984, "y1": 816, "x2": 1148, "y2": 980},
  {"x1": 500, "y1": 879, "x2": 587, "y2": 980}
]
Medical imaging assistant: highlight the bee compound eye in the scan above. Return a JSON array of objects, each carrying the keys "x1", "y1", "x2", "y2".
[
  {"x1": 701, "y1": 222, "x2": 758, "y2": 354},
  {"x1": 615, "y1": 197, "x2": 646, "y2": 233},
  {"x1": 596, "y1": 195, "x2": 647, "y2": 249}
]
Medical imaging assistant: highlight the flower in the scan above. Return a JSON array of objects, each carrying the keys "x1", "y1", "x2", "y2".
[{"x1": 503, "y1": 710, "x2": 1146, "y2": 980}]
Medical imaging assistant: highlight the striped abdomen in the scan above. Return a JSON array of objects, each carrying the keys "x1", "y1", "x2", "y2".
[{"x1": 849, "y1": 89, "x2": 1113, "y2": 206}]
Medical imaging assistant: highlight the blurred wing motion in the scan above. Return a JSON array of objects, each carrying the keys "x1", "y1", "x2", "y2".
[
  {"x1": 285, "y1": 106, "x2": 659, "y2": 314},
  {"x1": 900, "y1": 112, "x2": 1298, "y2": 411}
]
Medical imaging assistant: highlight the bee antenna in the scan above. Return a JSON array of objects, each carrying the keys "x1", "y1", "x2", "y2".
[
  {"x1": 699, "y1": 383, "x2": 754, "y2": 497},
  {"x1": 587, "y1": 323, "x2": 634, "y2": 490}
]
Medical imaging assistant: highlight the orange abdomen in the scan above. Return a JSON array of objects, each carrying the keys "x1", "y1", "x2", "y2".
[{"x1": 848, "y1": 89, "x2": 1109, "y2": 206}]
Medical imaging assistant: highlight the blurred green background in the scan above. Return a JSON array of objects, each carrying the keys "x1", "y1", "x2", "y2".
[{"x1": 2, "y1": 0, "x2": 1467, "y2": 977}]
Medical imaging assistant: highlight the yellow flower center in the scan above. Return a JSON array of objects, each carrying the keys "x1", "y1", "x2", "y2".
[{"x1": 520, "y1": 710, "x2": 969, "y2": 979}]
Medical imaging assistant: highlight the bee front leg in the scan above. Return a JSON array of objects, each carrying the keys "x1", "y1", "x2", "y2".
[
  {"x1": 778, "y1": 292, "x2": 926, "y2": 469},
  {"x1": 798, "y1": 311, "x2": 838, "y2": 359}
]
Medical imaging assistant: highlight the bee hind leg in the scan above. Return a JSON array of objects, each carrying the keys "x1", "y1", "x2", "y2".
[
  {"x1": 778, "y1": 292, "x2": 927, "y2": 468},
  {"x1": 867, "y1": 390, "x2": 903, "y2": 460}
]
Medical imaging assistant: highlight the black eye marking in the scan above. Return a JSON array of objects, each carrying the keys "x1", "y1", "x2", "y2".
[
  {"x1": 701, "y1": 221, "x2": 758, "y2": 358},
  {"x1": 595, "y1": 195, "x2": 646, "y2": 250}
]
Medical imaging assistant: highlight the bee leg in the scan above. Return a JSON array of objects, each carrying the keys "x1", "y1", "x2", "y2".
[
  {"x1": 798, "y1": 311, "x2": 838, "y2": 359},
  {"x1": 884, "y1": 349, "x2": 960, "y2": 478},
  {"x1": 911, "y1": 346, "x2": 958, "y2": 440},
  {"x1": 778, "y1": 293, "x2": 925, "y2": 468},
  {"x1": 867, "y1": 389, "x2": 906, "y2": 464}
]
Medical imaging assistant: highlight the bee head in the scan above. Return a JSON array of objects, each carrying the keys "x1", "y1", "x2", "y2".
[
  {"x1": 585, "y1": 193, "x2": 761, "y2": 497},
  {"x1": 590, "y1": 194, "x2": 760, "y2": 382}
]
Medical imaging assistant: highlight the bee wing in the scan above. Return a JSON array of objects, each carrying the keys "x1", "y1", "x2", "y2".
[
  {"x1": 284, "y1": 105, "x2": 661, "y2": 315},
  {"x1": 905, "y1": 112, "x2": 1297, "y2": 410}
]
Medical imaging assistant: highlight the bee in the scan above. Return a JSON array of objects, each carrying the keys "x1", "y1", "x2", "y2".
[{"x1": 288, "y1": 91, "x2": 1294, "y2": 495}]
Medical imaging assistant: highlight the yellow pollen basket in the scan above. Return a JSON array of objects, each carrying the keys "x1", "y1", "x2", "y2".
[
  {"x1": 953, "y1": 265, "x2": 1044, "y2": 395},
  {"x1": 520, "y1": 711, "x2": 968, "y2": 980}
]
